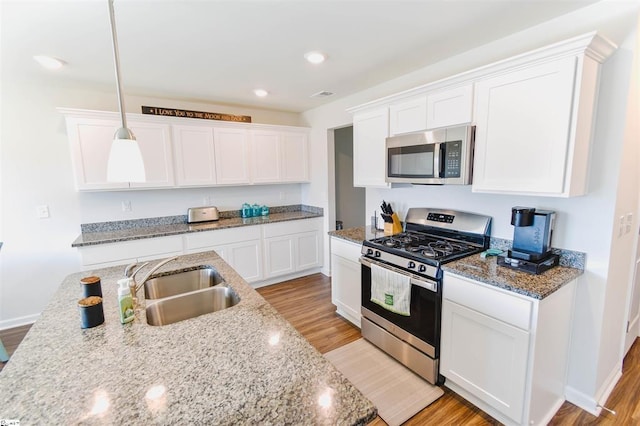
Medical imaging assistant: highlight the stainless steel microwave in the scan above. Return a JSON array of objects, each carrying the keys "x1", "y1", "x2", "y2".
[{"x1": 385, "y1": 125, "x2": 475, "y2": 185}]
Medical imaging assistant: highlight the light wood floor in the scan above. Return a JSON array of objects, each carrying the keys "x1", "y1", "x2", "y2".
[{"x1": 2, "y1": 273, "x2": 638, "y2": 424}]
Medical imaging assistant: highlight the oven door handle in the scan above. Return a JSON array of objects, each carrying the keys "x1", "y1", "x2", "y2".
[{"x1": 359, "y1": 257, "x2": 437, "y2": 292}]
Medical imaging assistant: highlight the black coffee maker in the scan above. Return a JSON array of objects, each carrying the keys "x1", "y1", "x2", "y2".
[{"x1": 497, "y1": 207, "x2": 560, "y2": 274}]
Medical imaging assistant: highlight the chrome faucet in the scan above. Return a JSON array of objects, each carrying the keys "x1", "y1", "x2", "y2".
[{"x1": 128, "y1": 256, "x2": 179, "y2": 299}]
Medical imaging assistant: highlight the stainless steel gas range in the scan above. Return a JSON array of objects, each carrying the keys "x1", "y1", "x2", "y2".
[{"x1": 360, "y1": 208, "x2": 492, "y2": 385}]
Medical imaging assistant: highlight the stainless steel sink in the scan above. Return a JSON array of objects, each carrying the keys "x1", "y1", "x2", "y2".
[
  {"x1": 146, "y1": 286, "x2": 240, "y2": 326},
  {"x1": 144, "y1": 266, "x2": 225, "y2": 299}
]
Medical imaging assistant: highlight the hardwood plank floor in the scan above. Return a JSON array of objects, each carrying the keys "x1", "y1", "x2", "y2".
[
  {"x1": 258, "y1": 274, "x2": 640, "y2": 426},
  {"x1": 2, "y1": 274, "x2": 638, "y2": 425},
  {"x1": 0, "y1": 324, "x2": 31, "y2": 373}
]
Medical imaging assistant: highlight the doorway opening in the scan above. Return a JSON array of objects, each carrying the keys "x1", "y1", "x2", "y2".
[{"x1": 333, "y1": 126, "x2": 365, "y2": 230}]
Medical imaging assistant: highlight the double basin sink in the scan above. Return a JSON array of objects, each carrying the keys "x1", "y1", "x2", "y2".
[{"x1": 143, "y1": 266, "x2": 240, "y2": 326}]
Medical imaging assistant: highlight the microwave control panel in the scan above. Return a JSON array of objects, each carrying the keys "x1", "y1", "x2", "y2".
[{"x1": 443, "y1": 141, "x2": 462, "y2": 178}]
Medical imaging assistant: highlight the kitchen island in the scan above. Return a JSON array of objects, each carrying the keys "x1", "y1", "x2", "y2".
[{"x1": 0, "y1": 251, "x2": 376, "y2": 425}]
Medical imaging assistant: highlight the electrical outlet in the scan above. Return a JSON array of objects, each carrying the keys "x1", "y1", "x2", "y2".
[
  {"x1": 121, "y1": 201, "x2": 132, "y2": 212},
  {"x1": 36, "y1": 205, "x2": 50, "y2": 219}
]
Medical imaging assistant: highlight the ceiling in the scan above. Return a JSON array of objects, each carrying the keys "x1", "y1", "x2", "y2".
[{"x1": 2, "y1": 0, "x2": 603, "y2": 113}]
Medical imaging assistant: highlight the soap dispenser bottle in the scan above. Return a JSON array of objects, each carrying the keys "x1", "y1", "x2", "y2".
[{"x1": 117, "y1": 278, "x2": 135, "y2": 324}]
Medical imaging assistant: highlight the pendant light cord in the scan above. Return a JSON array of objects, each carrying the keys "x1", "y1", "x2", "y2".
[{"x1": 108, "y1": 0, "x2": 129, "y2": 131}]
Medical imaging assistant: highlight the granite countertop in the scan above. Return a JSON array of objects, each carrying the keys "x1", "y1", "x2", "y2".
[
  {"x1": 328, "y1": 227, "x2": 583, "y2": 300},
  {"x1": 328, "y1": 226, "x2": 385, "y2": 245},
  {"x1": 442, "y1": 254, "x2": 584, "y2": 299},
  {"x1": 73, "y1": 210, "x2": 322, "y2": 247},
  {"x1": 0, "y1": 251, "x2": 376, "y2": 424}
]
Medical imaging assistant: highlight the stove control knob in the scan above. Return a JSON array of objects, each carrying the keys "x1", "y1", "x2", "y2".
[
  {"x1": 366, "y1": 248, "x2": 374, "y2": 256},
  {"x1": 374, "y1": 251, "x2": 381, "y2": 258},
  {"x1": 407, "y1": 261, "x2": 416, "y2": 269},
  {"x1": 419, "y1": 265, "x2": 426, "y2": 273}
]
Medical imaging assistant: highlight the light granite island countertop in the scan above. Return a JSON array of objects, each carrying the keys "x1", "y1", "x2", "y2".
[{"x1": 0, "y1": 251, "x2": 376, "y2": 425}]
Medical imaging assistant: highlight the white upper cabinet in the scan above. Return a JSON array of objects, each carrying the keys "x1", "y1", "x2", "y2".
[
  {"x1": 250, "y1": 130, "x2": 281, "y2": 183},
  {"x1": 347, "y1": 32, "x2": 615, "y2": 197},
  {"x1": 353, "y1": 107, "x2": 390, "y2": 188},
  {"x1": 62, "y1": 111, "x2": 174, "y2": 191},
  {"x1": 249, "y1": 129, "x2": 309, "y2": 184},
  {"x1": 129, "y1": 122, "x2": 174, "y2": 188},
  {"x1": 172, "y1": 125, "x2": 216, "y2": 186},
  {"x1": 426, "y1": 84, "x2": 473, "y2": 129},
  {"x1": 60, "y1": 108, "x2": 310, "y2": 191},
  {"x1": 213, "y1": 127, "x2": 251, "y2": 185},
  {"x1": 472, "y1": 50, "x2": 604, "y2": 197},
  {"x1": 389, "y1": 95, "x2": 427, "y2": 135},
  {"x1": 65, "y1": 116, "x2": 129, "y2": 191},
  {"x1": 280, "y1": 131, "x2": 309, "y2": 182}
]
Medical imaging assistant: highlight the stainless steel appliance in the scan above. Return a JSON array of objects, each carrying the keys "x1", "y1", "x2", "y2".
[
  {"x1": 360, "y1": 208, "x2": 491, "y2": 385},
  {"x1": 385, "y1": 125, "x2": 475, "y2": 185},
  {"x1": 497, "y1": 207, "x2": 559, "y2": 274},
  {"x1": 187, "y1": 206, "x2": 219, "y2": 223}
]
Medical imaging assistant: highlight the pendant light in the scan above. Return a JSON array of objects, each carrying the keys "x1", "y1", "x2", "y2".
[{"x1": 106, "y1": 0, "x2": 145, "y2": 183}]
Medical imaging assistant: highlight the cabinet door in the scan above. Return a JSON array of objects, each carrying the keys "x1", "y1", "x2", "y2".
[
  {"x1": 352, "y1": 107, "x2": 390, "y2": 188},
  {"x1": 281, "y1": 132, "x2": 309, "y2": 182},
  {"x1": 472, "y1": 57, "x2": 577, "y2": 195},
  {"x1": 331, "y1": 253, "x2": 362, "y2": 327},
  {"x1": 426, "y1": 84, "x2": 473, "y2": 129},
  {"x1": 389, "y1": 95, "x2": 427, "y2": 135},
  {"x1": 129, "y1": 122, "x2": 175, "y2": 188},
  {"x1": 441, "y1": 299, "x2": 529, "y2": 424},
  {"x1": 226, "y1": 240, "x2": 263, "y2": 283},
  {"x1": 172, "y1": 125, "x2": 216, "y2": 186},
  {"x1": 263, "y1": 236, "x2": 295, "y2": 278},
  {"x1": 66, "y1": 117, "x2": 129, "y2": 190},
  {"x1": 296, "y1": 231, "x2": 321, "y2": 270},
  {"x1": 213, "y1": 127, "x2": 250, "y2": 185},
  {"x1": 250, "y1": 130, "x2": 281, "y2": 183}
]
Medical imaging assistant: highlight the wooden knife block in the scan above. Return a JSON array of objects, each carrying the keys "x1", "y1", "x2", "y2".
[{"x1": 384, "y1": 213, "x2": 403, "y2": 235}]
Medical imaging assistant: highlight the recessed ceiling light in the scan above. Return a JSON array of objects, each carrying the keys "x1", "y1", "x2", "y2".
[
  {"x1": 304, "y1": 51, "x2": 326, "y2": 65},
  {"x1": 254, "y1": 89, "x2": 268, "y2": 97},
  {"x1": 33, "y1": 55, "x2": 66, "y2": 70}
]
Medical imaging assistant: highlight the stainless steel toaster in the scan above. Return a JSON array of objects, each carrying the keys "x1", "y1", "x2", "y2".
[{"x1": 187, "y1": 206, "x2": 220, "y2": 223}]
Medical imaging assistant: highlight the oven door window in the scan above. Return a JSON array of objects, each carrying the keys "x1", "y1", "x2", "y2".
[
  {"x1": 361, "y1": 265, "x2": 441, "y2": 353},
  {"x1": 388, "y1": 144, "x2": 434, "y2": 178}
]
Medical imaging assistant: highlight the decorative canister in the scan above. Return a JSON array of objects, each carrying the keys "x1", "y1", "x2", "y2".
[
  {"x1": 78, "y1": 296, "x2": 105, "y2": 329},
  {"x1": 80, "y1": 276, "x2": 102, "y2": 298}
]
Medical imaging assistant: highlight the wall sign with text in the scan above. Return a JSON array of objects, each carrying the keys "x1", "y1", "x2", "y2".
[{"x1": 141, "y1": 106, "x2": 251, "y2": 123}]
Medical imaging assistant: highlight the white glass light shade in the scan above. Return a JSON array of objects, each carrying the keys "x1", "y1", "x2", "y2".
[{"x1": 106, "y1": 129, "x2": 146, "y2": 182}]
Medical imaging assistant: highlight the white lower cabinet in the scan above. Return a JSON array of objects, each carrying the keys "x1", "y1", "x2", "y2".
[
  {"x1": 441, "y1": 272, "x2": 576, "y2": 425},
  {"x1": 330, "y1": 237, "x2": 361, "y2": 327},
  {"x1": 263, "y1": 219, "x2": 322, "y2": 279},
  {"x1": 184, "y1": 226, "x2": 263, "y2": 283},
  {"x1": 78, "y1": 218, "x2": 322, "y2": 285},
  {"x1": 78, "y1": 235, "x2": 184, "y2": 269}
]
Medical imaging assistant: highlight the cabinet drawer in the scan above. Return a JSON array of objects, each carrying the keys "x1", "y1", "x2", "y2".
[
  {"x1": 79, "y1": 235, "x2": 183, "y2": 266},
  {"x1": 184, "y1": 226, "x2": 261, "y2": 249},
  {"x1": 331, "y1": 237, "x2": 361, "y2": 261},
  {"x1": 263, "y1": 218, "x2": 320, "y2": 238},
  {"x1": 443, "y1": 273, "x2": 533, "y2": 330}
]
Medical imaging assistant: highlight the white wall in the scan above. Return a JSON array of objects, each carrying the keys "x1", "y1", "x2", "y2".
[
  {"x1": 301, "y1": 0, "x2": 640, "y2": 414},
  {"x1": 0, "y1": 65, "x2": 303, "y2": 328}
]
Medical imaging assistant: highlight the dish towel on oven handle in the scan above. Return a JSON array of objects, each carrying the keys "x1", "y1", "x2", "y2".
[{"x1": 370, "y1": 263, "x2": 411, "y2": 316}]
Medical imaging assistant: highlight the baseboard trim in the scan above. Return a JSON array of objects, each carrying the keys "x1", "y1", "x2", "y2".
[
  {"x1": 250, "y1": 268, "x2": 324, "y2": 289},
  {"x1": 596, "y1": 365, "x2": 623, "y2": 411},
  {"x1": 0, "y1": 314, "x2": 39, "y2": 331},
  {"x1": 565, "y1": 386, "x2": 599, "y2": 415}
]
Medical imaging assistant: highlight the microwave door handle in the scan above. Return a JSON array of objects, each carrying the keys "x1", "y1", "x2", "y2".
[{"x1": 433, "y1": 143, "x2": 441, "y2": 178}]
